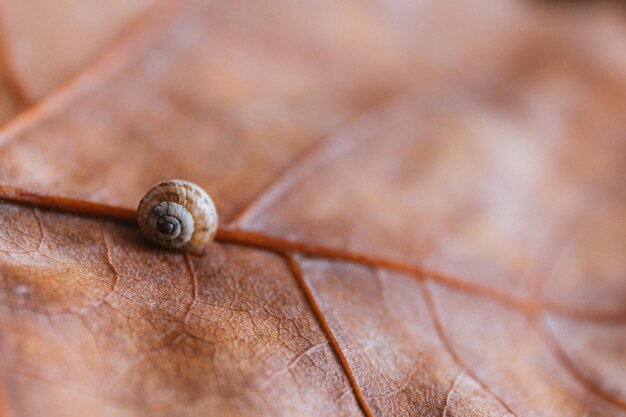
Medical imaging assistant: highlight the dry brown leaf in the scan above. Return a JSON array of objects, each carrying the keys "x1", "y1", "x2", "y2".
[
  {"x1": 0, "y1": 1, "x2": 625, "y2": 416},
  {"x1": 0, "y1": 0, "x2": 159, "y2": 124}
]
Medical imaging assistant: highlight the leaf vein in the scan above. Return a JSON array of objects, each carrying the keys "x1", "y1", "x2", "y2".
[
  {"x1": 228, "y1": 88, "x2": 411, "y2": 227},
  {"x1": 420, "y1": 279, "x2": 519, "y2": 417},
  {"x1": 0, "y1": 0, "x2": 184, "y2": 149},
  {"x1": 285, "y1": 253, "x2": 375, "y2": 417},
  {"x1": 534, "y1": 319, "x2": 626, "y2": 411},
  {"x1": 0, "y1": 186, "x2": 625, "y2": 324}
]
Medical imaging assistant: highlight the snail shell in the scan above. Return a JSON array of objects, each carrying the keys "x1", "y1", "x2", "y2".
[{"x1": 137, "y1": 180, "x2": 218, "y2": 251}]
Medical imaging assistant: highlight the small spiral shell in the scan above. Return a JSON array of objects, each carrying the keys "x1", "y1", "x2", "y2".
[{"x1": 137, "y1": 180, "x2": 218, "y2": 251}]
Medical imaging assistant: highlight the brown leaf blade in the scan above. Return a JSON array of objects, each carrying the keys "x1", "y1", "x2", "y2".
[
  {"x1": 0, "y1": 1, "x2": 625, "y2": 416},
  {"x1": 0, "y1": 203, "x2": 363, "y2": 416}
]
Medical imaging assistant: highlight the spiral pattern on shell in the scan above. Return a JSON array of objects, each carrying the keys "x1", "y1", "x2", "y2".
[{"x1": 137, "y1": 180, "x2": 218, "y2": 251}]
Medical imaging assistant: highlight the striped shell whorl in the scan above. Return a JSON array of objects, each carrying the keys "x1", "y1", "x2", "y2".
[{"x1": 137, "y1": 180, "x2": 217, "y2": 251}]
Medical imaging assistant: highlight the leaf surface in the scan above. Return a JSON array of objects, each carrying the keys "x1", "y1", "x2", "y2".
[{"x1": 0, "y1": 1, "x2": 624, "y2": 416}]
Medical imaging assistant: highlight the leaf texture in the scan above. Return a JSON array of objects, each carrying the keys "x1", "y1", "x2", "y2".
[{"x1": 0, "y1": 0, "x2": 625, "y2": 416}]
